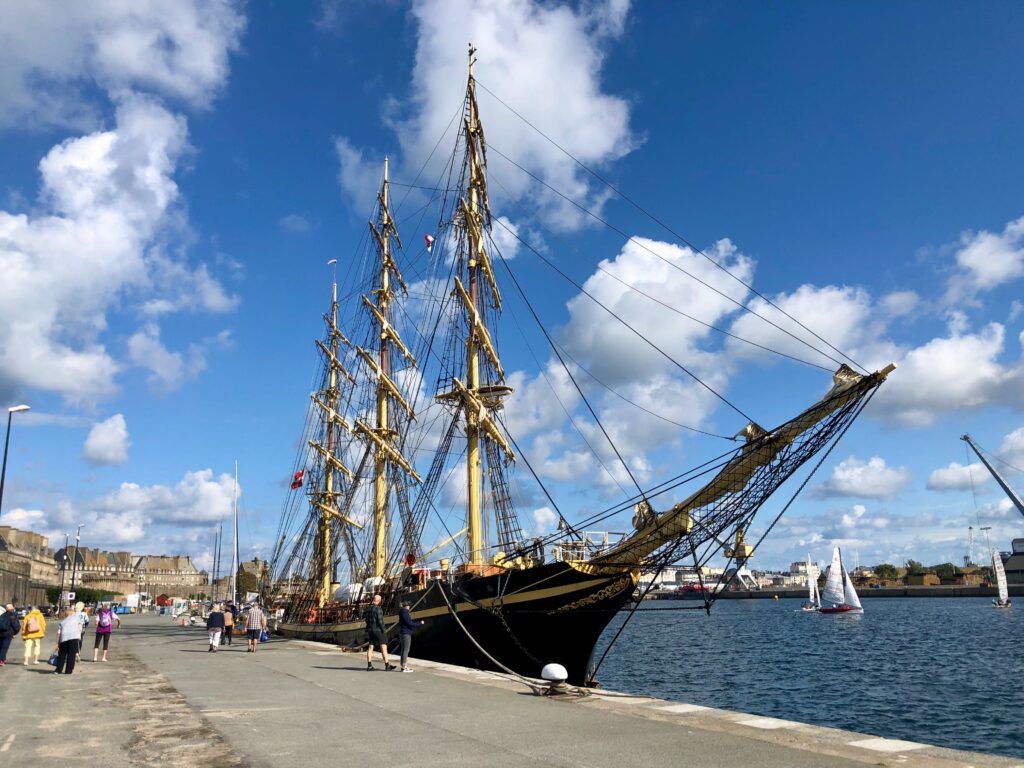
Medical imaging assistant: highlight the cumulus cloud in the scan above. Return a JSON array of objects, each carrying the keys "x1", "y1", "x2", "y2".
[
  {"x1": 531, "y1": 506, "x2": 558, "y2": 535},
  {"x1": 945, "y1": 216, "x2": 1024, "y2": 304},
  {"x1": 0, "y1": 6, "x2": 242, "y2": 406},
  {"x1": 0, "y1": 0, "x2": 246, "y2": 128},
  {"x1": 16, "y1": 468, "x2": 239, "y2": 549},
  {"x1": 872, "y1": 318, "x2": 1024, "y2": 426},
  {"x1": 815, "y1": 456, "x2": 911, "y2": 499},
  {"x1": 927, "y1": 461, "x2": 987, "y2": 492},
  {"x1": 335, "y1": 0, "x2": 636, "y2": 230},
  {"x1": 83, "y1": 414, "x2": 131, "y2": 465}
]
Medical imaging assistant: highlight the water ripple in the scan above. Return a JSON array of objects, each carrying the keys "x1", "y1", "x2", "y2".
[{"x1": 594, "y1": 597, "x2": 1024, "y2": 758}]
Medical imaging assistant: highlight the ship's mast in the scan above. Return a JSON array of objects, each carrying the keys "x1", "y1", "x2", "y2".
[
  {"x1": 440, "y1": 44, "x2": 514, "y2": 566},
  {"x1": 357, "y1": 158, "x2": 420, "y2": 578},
  {"x1": 309, "y1": 270, "x2": 357, "y2": 607}
]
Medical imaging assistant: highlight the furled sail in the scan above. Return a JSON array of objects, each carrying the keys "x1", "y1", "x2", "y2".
[
  {"x1": 591, "y1": 363, "x2": 895, "y2": 569},
  {"x1": 822, "y1": 547, "x2": 845, "y2": 605},
  {"x1": 806, "y1": 556, "x2": 817, "y2": 605}
]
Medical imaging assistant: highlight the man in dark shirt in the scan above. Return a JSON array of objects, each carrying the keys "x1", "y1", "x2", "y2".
[
  {"x1": 397, "y1": 600, "x2": 423, "y2": 673},
  {"x1": 365, "y1": 594, "x2": 394, "y2": 671},
  {"x1": 0, "y1": 603, "x2": 21, "y2": 666}
]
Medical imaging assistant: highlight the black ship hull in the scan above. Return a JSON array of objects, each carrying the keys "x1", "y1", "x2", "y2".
[{"x1": 278, "y1": 561, "x2": 636, "y2": 685}]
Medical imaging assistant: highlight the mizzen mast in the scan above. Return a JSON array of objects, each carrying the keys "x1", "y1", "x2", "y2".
[
  {"x1": 437, "y1": 44, "x2": 514, "y2": 566},
  {"x1": 356, "y1": 158, "x2": 421, "y2": 578}
]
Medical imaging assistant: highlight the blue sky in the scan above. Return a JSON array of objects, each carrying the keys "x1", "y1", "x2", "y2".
[{"x1": 1, "y1": 1, "x2": 1023, "y2": 573}]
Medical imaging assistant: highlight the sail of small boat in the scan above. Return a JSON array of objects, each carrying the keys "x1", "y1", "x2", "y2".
[
  {"x1": 820, "y1": 546, "x2": 862, "y2": 613},
  {"x1": 992, "y1": 551, "x2": 1011, "y2": 608},
  {"x1": 267, "y1": 44, "x2": 892, "y2": 683}
]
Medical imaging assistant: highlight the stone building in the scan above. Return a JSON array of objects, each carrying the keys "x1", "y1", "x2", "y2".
[
  {"x1": 134, "y1": 555, "x2": 207, "y2": 597},
  {"x1": 54, "y1": 546, "x2": 136, "y2": 595},
  {"x1": 0, "y1": 526, "x2": 56, "y2": 605}
]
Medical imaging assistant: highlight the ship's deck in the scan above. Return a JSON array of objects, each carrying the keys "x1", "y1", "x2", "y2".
[{"x1": 0, "y1": 613, "x2": 1015, "y2": 768}]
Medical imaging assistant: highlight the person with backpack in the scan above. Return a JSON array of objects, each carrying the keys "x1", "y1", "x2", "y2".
[
  {"x1": 92, "y1": 602, "x2": 121, "y2": 662},
  {"x1": 0, "y1": 603, "x2": 20, "y2": 666},
  {"x1": 20, "y1": 605, "x2": 46, "y2": 665}
]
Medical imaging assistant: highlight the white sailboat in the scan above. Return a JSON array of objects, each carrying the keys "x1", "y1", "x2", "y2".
[
  {"x1": 819, "y1": 546, "x2": 863, "y2": 614},
  {"x1": 992, "y1": 551, "x2": 1012, "y2": 608},
  {"x1": 800, "y1": 555, "x2": 820, "y2": 611}
]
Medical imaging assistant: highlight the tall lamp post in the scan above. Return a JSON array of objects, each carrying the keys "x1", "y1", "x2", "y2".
[
  {"x1": 0, "y1": 404, "x2": 31, "y2": 516},
  {"x1": 57, "y1": 533, "x2": 69, "y2": 612},
  {"x1": 69, "y1": 523, "x2": 85, "y2": 604}
]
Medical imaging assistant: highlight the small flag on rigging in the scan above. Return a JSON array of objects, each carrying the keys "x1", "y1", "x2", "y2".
[
  {"x1": 424, "y1": 234, "x2": 434, "y2": 253},
  {"x1": 326, "y1": 258, "x2": 338, "y2": 265},
  {"x1": 290, "y1": 470, "x2": 305, "y2": 490}
]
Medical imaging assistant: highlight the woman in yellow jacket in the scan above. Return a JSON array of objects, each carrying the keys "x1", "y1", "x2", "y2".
[{"x1": 20, "y1": 606, "x2": 46, "y2": 665}]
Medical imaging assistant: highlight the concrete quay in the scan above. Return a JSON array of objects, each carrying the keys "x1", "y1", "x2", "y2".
[{"x1": 0, "y1": 614, "x2": 1019, "y2": 768}]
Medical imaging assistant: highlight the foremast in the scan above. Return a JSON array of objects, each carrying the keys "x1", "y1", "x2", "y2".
[
  {"x1": 356, "y1": 158, "x2": 421, "y2": 578},
  {"x1": 437, "y1": 44, "x2": 515, "y2": 567}
]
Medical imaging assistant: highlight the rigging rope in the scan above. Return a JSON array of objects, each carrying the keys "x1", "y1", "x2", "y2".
[
  {"x1": 492, "y1": 216, "x2": 757, "y2": 424},
  {"x1": 475, "y1": 79, "x2": 867, "y2": 373}
]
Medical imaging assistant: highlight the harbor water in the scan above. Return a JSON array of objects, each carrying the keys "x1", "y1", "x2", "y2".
[{"x1": 595, "y1": 597, "x2": 1024, "y2": 759}]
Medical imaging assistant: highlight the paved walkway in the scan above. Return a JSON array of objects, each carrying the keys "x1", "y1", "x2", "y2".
[{"x1": 0, "y1": 614, "x2": 1018, "y2": 767}]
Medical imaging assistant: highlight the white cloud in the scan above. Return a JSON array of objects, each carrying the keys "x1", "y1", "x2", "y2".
[
  {"x1": 816, "y1": 456, "x2": 910, "y2": 499},
  {"x1": 998, "y1": 426, "x2": 1024, "y2": 469},
  {"x1": 278, "y1": 213, "x2": 316, "y2": 234},
  {"x1": 945, "y1": 216, "x2": 1024, "y2": 304},
  {"x1": 531, "y1": 506, "x2": 558, "y2": 535},
  {"x1": 729, "y1": 283, "x2": 898, "y2": 372},
  {"x1": 335, "y1": 136, "x2": 383, "y2": 215},
  {"x1": 927, "y1": 461, "x2": 987, "y2": 492},
  {"x1": 0, "y1": 507, "x2": 47, "y2": 528},
  {"x1": 0, "y1": 94, "x2": 239, "y2": 404},
  {"x1": 12, "y1": 468, "x2": 240, "y2": 550},
  {"x1": 0, "y1": 1, "x2": 245, "y2": 128},
  {"x1": 127, "y1": 323, "x2": 226, "y2": 392},
  {"x1": 872, "y1": 319, "x2": 1024, "y2": 426},
  {"x1": 83, "y1": 414, "x2": 131, "y2": 465},
  {"x1": 337, "y1": 0, "x2": 636, "y2": 231}
]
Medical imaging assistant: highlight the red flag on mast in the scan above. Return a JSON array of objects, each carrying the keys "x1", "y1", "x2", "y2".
[
  {"x1": 290, "y1": 470, "x2": 305, "y2": 490},
  {"x1": 424, "y1": 234, "x2": 434, "y2": 253}
]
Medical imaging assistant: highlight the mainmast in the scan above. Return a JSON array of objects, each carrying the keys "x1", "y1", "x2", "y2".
[
  {"x1": 356, "y1": 158, "x2": 420, "y2": 578},
  {"x1": 438, "y1": 44, "x2": 514, "y2": 566}
]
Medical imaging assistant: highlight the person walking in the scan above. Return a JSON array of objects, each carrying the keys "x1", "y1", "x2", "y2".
[
  {"x1": 0, "y1": 603, "x2": 20, "y2": 666},
  {"x1": 206, "y1": 604, "x2": 225, "y2": 652},
  {"x1": 222, "y1": 600, "x2": 235, "y2": 646},
  {"x1": 21, "y1": 605, "x2": 46, "y2": 665},
  {"x1": 92, "y1": 602, "x2": 121, "y2": 662},
  {"x1": 365, "y1": 595, "x2": 394, "y2": 671},
  {"x1": 73, "y1": 601, "x2": 89, "y2": 660},
  {"x1": 397, "y1": 600, "x2": 423, "y2": 673},
  {"x1": 245, "y1": 603, "x2": 266, "y2": 654},
  {"x1": 55, "y1": 608, "x2": 82, "y2": 675}
]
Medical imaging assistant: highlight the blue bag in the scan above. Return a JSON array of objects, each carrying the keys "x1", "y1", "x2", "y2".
[{"x1": 260, "y1": 629, "x2": 269, "y2": 643}]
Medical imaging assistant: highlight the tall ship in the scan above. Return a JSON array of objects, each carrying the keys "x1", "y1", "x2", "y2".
[{"x1": 267, "y1": 46, "x2": 895, "y2": 685}]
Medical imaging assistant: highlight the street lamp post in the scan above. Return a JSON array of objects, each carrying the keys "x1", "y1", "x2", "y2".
[
  {"x1": 0, "y1": 404, "x2": 31, "y2": 517},
  {"x1": 69, "y1": 524, "x2": 85, "y2": 603},
  {"x1": 57, "y1": 533, "x2": 69, "y2": 612}
]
